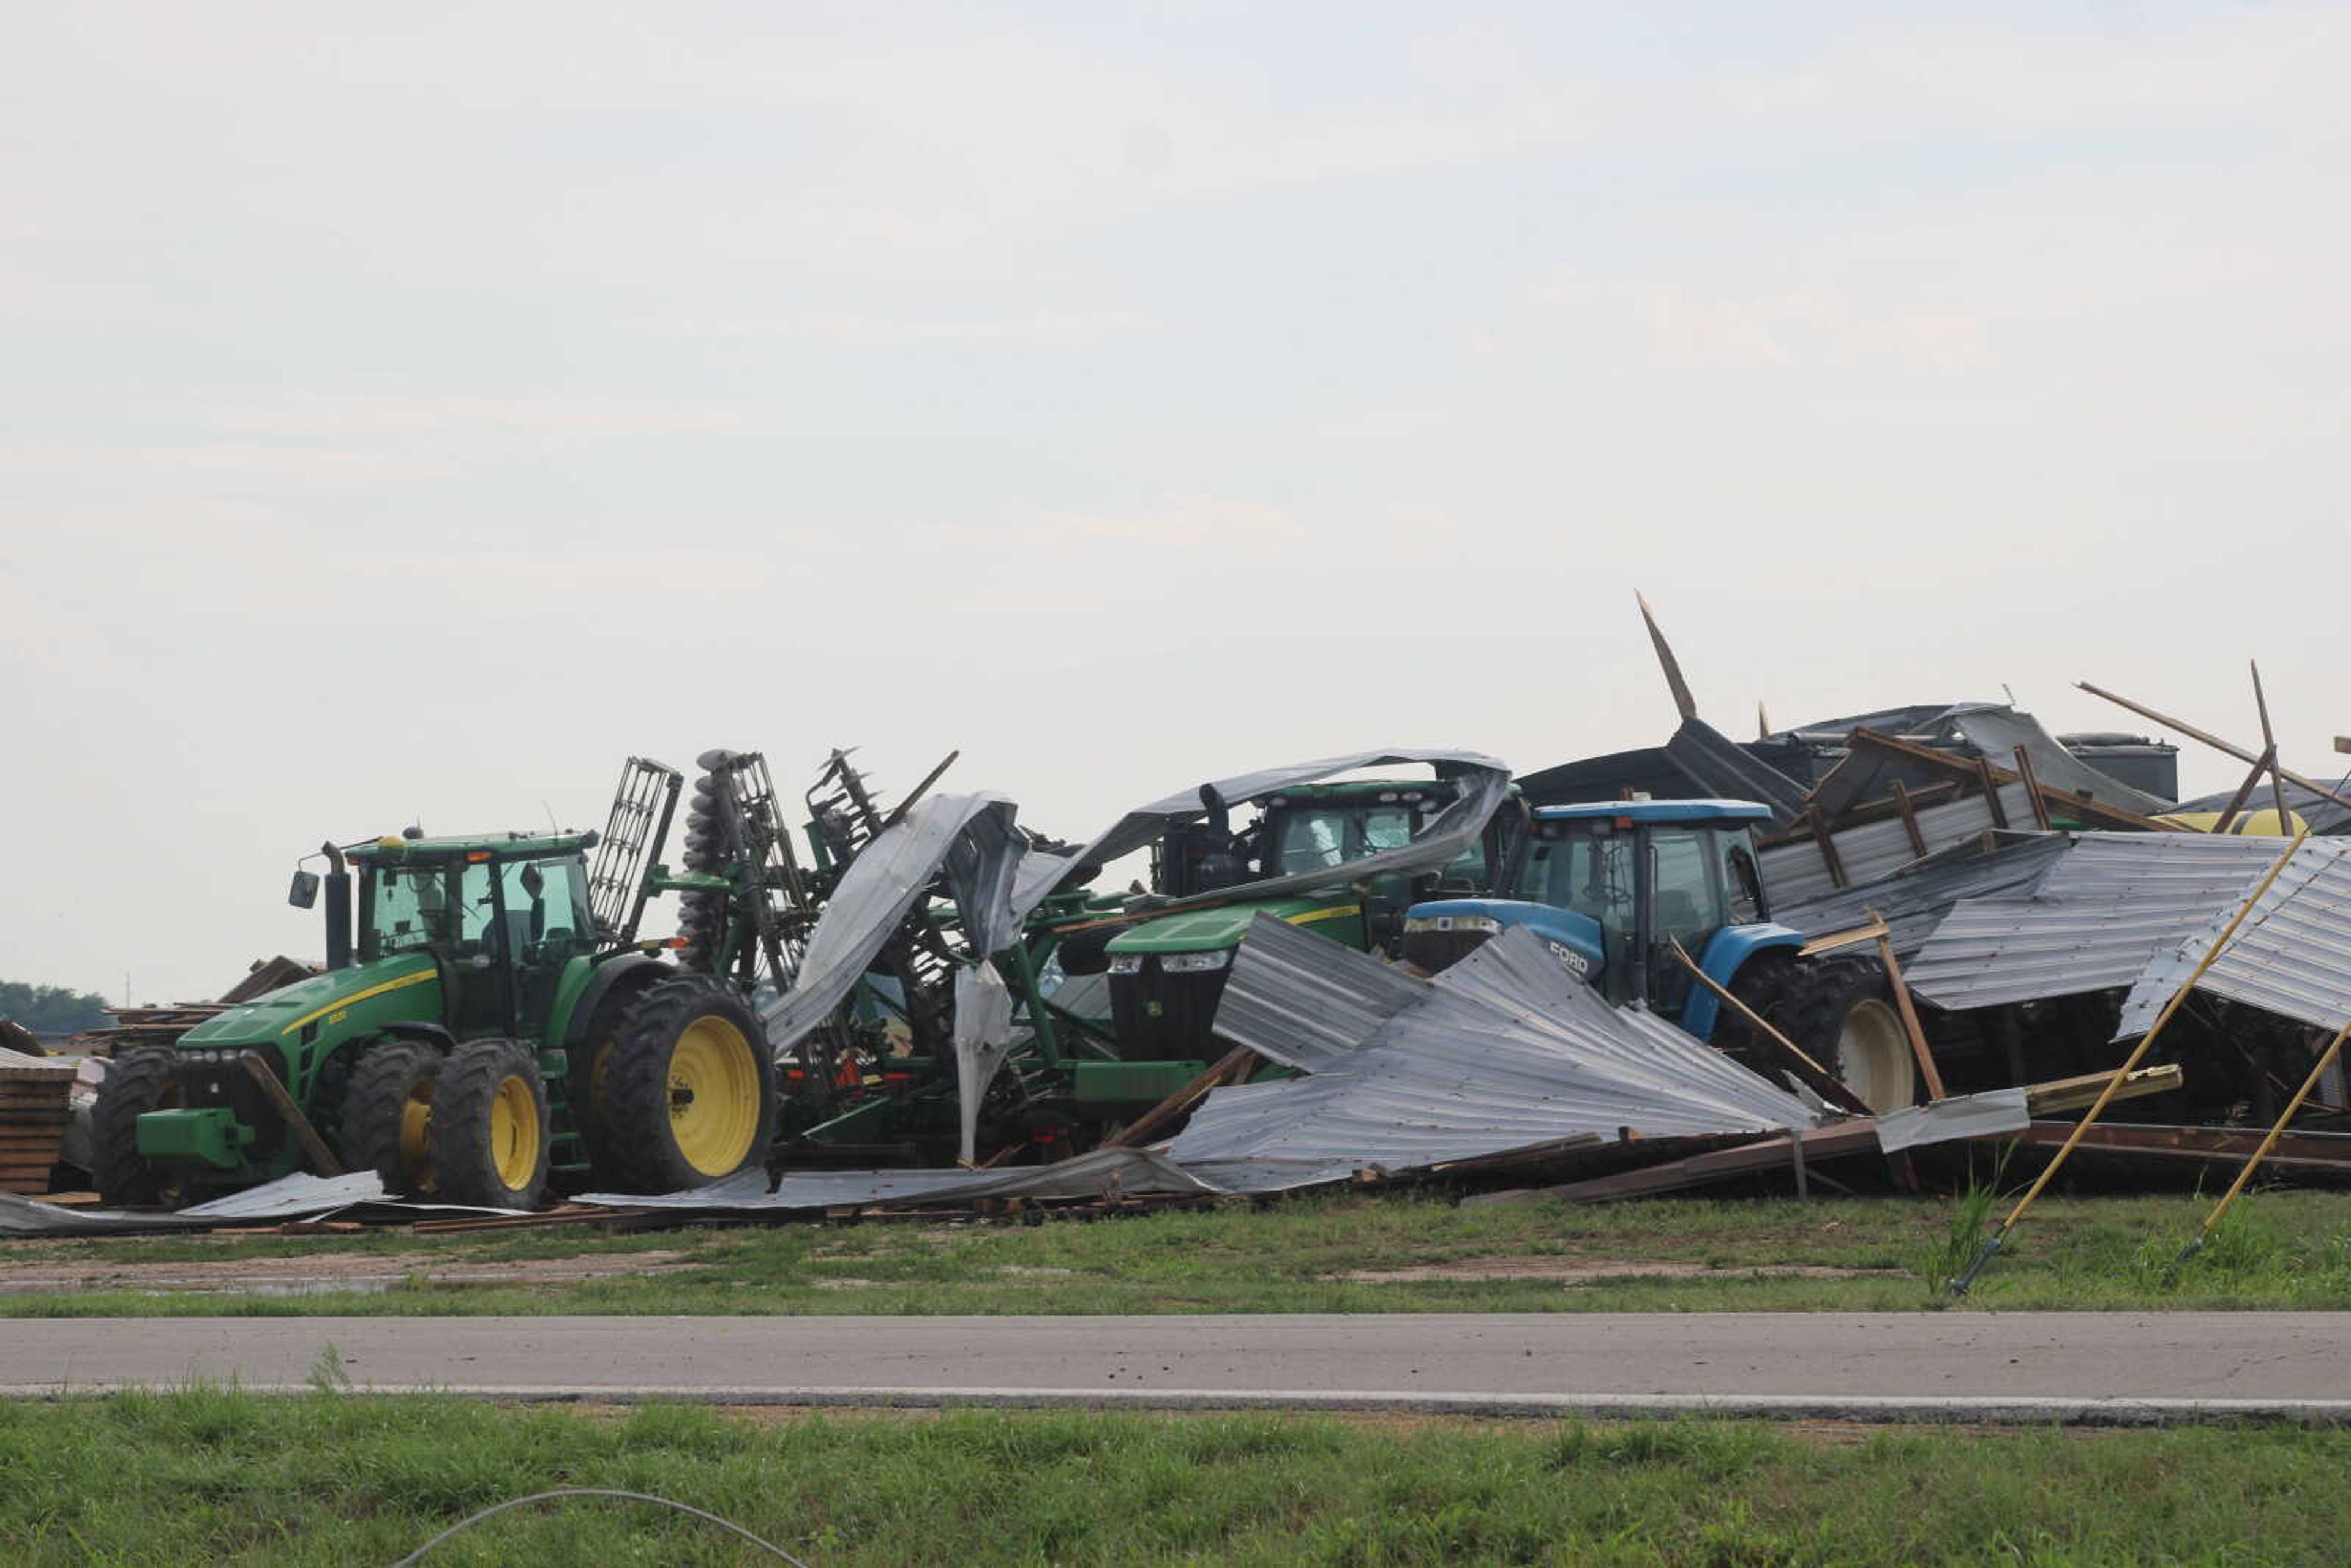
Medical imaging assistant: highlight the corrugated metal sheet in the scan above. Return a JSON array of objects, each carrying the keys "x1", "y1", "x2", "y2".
[
  {"x1": 582, "y1": 1147, "x2": 1220, "y2": 1212},
  {"x1": 1941, "y1": 705, "x2": 2175, "y2": 817},
  {"x1": 1166, "y1": 915, "x2": 1821, "y2": 1190},
  {"x1": 1904, "y1": 834, "x2": 2297, "y2": 1012},
  {"x1": 1771, "y1": 832, "x2": 2071, "y2": 961},
  {"x1": 1662, "y1": 718, "x2": 1809, "y2": 829},
  {"x1": 1760, "y1": 781, "x2": 2034, "y2": 907},
  {"x1": 2117, "y1": 839, "x2": 2351, "y2": 1037}
]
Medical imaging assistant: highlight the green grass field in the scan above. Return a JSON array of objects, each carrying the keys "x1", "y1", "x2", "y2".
[
  {"x1": 2, "y1": 1389, "x2": 2344, "y2": 1566},
  {"x1": 6, "y1": 1187, "x2": 2351, "y2": 1318}
]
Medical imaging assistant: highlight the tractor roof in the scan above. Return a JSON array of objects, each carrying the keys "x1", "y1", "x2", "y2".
[
  {"x1": 1253, "y1": 779, "x2": 1457, "y2": 806},
  {"x1": 345, "y1": 830, "x2": 596, "y2": 863},
  {"x1": 1533, "y1": 799, "x2": 1774, "y2": 825}
]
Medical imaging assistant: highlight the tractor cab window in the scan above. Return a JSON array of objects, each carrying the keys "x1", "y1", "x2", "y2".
[
  {"x1": 1272, "y1": 811, "x2": 1349, "y2": 874},
  {"x1": 1512, "y1": 822, "x2": 1640, "y2": 993},
  {"x1": 361, "y1": 864, "x2": 465, "y2": 960},
  {"x1": 1359, "y1": 807, "x2": 1414, "y2": 855},
  {"x1": 498, "y1": 857, "x2": 593, "y2": 959},
  {"x1": 1646, "y1": 827, "x2": 1742, "y2": 1016},
  {"x1": 1270, "y1": 805, "x2": 1419, "y2": 877}
]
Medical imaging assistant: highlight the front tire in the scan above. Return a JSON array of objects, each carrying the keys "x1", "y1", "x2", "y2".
[
  {"x1": 89, "y1": 1047, "x2": 184, "y2": 1206},
  {"x1": 599, "y1": 975, "x2": 776, "y2": 1192},
  {"x1": 429, "y1": 1039, "x2": 550, "y2": 1209},
  {"x1": 340, "y1": 1039, "x2": 443, "y2": 1197}
]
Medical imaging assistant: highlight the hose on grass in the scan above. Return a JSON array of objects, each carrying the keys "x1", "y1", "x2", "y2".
[{"x1": 389, "y1": 1488, "x2": 811, "y2": 1566}]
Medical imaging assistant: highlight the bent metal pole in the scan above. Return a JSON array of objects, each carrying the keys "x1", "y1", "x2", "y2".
[
  {"x1": 1949, "y1": 829, "x2": 2311, "y2": 1297},
  {"x1": 2184, "y1": 1013, "x2": 2351, "y2": 1258}
]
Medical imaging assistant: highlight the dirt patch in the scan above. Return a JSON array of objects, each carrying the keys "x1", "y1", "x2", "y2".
[
  {"x1": 1332, "y1": 1258, "x2": 1899, "y2": 1285},
  {"x1": 0, "y1": 1249, "x2": 701, "y2": 1295}
]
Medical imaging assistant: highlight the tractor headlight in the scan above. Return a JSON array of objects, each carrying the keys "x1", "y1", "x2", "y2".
[
  {"x1": 1161, "y1": 950, "x2": 1233, "y2": 973},
  {"x1": 1107, "y1": 953, "x2": 1144, "y2": 975}
]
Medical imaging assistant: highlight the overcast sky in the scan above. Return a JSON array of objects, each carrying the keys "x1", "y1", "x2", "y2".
[{"x1": 6, "y1": 3, "x2": 2347, "y2": 1004}]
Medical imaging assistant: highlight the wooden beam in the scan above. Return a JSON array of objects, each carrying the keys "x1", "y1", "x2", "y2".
[
  {"x1": 2009, "y1": 746, "x2": 2053, "y2": 831},
  {"x1": 238, "y1": 1052, "x2": 343, "y2": 1177},
  {"x1": 1845, "y1": 726, "x2": 2178, "y2": 833},
  {"x1": 1974, "y1": 757, "x2": 2010, "y2": 829},
  {"x1": 2077, "y1": 679, "x2": 2351, "y2": 812},
  {"x1": 2209, "y1": 745, "x2": 2276, "y2": 836},
  {"x1": 2021, "y1": 1063, "x2": 2183, "y2": 1114},
  {"x1": 1805, "y1": 805, "x2": 1848, "y2": 889},
  {"x1": 2250, "y1": 661, "x2": 2295, "y2": 831},
  {"x1": 1103, "y1": 1046, "x2": 1257, "y2": 1149},
  {"x1": 1890, "y1": 779, "x2": 1928, "y2": 857},
  {"x1": 1866, "y1": 907, "x2": 1946, "y2": 1101},
  {"x1": 1635, "y1": 591, "x2": 1700, "y2": 722}
]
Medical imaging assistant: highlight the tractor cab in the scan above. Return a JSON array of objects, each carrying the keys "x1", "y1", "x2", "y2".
[
  {"x1": 337, "y1": 833, "x2": 601, "y2": 1038},
  {"x1": 1101, "y1": 778, "x2": 1495, "y2": 1062},
  {"x1": 1403, "y1": 800, "x2": 1789, "y2": 1024}
]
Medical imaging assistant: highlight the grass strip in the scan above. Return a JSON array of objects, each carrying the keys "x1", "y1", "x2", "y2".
[
  {"x1": 7, "y1": 1190, "x2": 2351, "y2": 1317},
  {"x1": 3, "y1": 1387, "x2": 2348, "y2": 1565}
]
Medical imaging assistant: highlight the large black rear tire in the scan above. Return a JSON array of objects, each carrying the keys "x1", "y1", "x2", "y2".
[
  {"x1": 339, "y1": 1038, "x2": 443, "y2": 1197},
  {"x1": 429, "y1": 1038, "x2": 551, "y2": 1209},
  {"x1": 89, "y1": 1046, "x2": 184, "y2": 1206},
  {"x1": 598, "y1": 975, "x2": 776, "y2": 1193},
  {"x1": 1774, "y1": 955, "x2": 1918, "y2": 1113}
]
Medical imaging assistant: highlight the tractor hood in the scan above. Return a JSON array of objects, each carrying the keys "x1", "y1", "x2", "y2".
[
  {"x1": 174, "y1": 952, "x2": 440, "y2": 1051},
  {"x1": 1108, "y1": 896, "x2": 1356, "y2": 955},
  {"x1": 1404, "y1": 898, "x2": 1607, "y2": 981}
]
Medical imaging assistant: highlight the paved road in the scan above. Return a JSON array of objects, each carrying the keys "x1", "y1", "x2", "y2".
[{"x1": 7, "y1": 1313, "x2": 2342, "y2": 1421}]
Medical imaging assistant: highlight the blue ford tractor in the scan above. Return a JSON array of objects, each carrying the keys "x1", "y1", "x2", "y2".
[{"x1": 1400, "y1": 800, "x2": 1915, "y2": 1112}]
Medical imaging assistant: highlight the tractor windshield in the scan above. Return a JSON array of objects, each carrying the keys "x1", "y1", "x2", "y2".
[
  {"x1": 1514, "y1": 823, "x2": 1639, "y2": 931},
  {"x1": 359, "y1": 861, "x2": 489, "y2": 961},
  {"x1": 1270, "y1": 805, "x2": 1417, "y2": 875}
]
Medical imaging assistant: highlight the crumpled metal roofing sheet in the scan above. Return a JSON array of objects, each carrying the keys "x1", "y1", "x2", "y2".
[
  {"x1": 1165, "y1": 915, "x2": 1821, "y2": 1190},
  {"x1": 1760, "y1": 781, "x2": 2034, "y2": 908},
  {"x1": 1771, "y1": 833, "x2": 2071, "y2": 961},
  {"x1": 1903, "y1": 833, "x2": 2293, "y2": 1012},
  {"x1": 1661, "y1": 718, "x2": 1809, "y2": 829},
  {"x1": 759, "y1": 791, "x2": 1024, "y2": 1057},
  {"x1": 1940, "y1": 704, "x2": 2175, "y2": 817},
  {"x1": 1009, "y1": 747, "x2": 1510, "y2": 924},
  {"x1": 578, "y1": 1147, "x2": 1220, "y2": 1211},
  {"x1": 2116, "y1": 839, "x2": 2351, "y2": 1037}
]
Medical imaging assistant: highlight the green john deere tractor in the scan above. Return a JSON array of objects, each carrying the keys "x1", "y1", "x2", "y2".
[{"x1": 89, "y1": 753, "x2": 812, "y2": 1208}]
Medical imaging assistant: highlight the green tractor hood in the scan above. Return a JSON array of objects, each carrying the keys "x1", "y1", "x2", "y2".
[
  {"x1": 1108, "y1": 896, "x2": 1360, "y2": 954},
  {"x1": 176, "y1": 953, "x2": 441, "y2": 1053}
]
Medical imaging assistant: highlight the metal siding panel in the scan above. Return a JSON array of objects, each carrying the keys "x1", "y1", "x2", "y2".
[{"x1": 1168, "y1": 917, "x2": 1822, "y2": 1184}]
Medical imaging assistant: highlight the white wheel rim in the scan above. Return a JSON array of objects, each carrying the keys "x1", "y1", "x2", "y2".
[{"x1": 1839, "y1": 998, "x2": 1916, "y2": 1113}]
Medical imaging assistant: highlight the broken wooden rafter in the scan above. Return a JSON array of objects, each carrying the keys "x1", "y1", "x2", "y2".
[{"x1": 2078, "y1": 679, "x2": 2351, "y2": 813}]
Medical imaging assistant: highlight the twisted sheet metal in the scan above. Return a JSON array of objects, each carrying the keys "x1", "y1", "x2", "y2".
[
  {"x1": 1772, "y1": 833, "x2": 2071, "y2": 961},
  {"x1": 1904, "y1": 834, "x2": 2296, "y2": 1012},
  {"x1": 2116, "y1": 839, "x2": 2351, "y2": 1037},
  {"x1": 1760, "y1": 782, "x2": 2035, "y2": 908},
  {"x1": 1167, "y1": 915, "x2": 1821, "y2": 1190}
]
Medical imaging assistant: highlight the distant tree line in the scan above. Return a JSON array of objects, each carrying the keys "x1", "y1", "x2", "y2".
[{"x1": 0, "y1": 981, "x2": 113, "y2": 1035}]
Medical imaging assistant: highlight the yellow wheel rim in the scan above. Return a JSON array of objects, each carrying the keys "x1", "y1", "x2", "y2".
[
  {"x1": 489, "y1": 1073, "x2": 541, "y2": 1191},
  {"x1": 667, "y1": 1016, "x2": 762, "y2": 1176},
  {"x1": 398, "y1": 1082, "x2": 437, "y2": 1191}
]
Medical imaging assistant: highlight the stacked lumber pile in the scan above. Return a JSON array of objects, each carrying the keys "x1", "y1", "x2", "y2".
[
  {"x1": 67, "y1": 956, "x2": 317, "y2": 1057},
  {"x1": 0, "y1": 1048, "x2": 75, "y2": 1194}
]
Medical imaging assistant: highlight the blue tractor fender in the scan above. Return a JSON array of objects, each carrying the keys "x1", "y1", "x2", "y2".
[{"x1": 1678, "y1": 923, "x2": 1806, "y2": 1042}]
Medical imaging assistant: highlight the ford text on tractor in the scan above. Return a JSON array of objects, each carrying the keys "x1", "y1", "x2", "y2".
[
  {"x1": 86, "y1": 754, "x2": 803, "y2": 1208},
  {"x1": 1401, "y1": 799, "x2": 1917, "y2": 1111}
]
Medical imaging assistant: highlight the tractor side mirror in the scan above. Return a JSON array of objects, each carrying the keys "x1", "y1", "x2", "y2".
[
  {"x1": 288, "y1": 870, "x2": 321, "y2": 909},
  {"x1": 520, "y1": 863, "x2": 545, "y2": 899}
]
